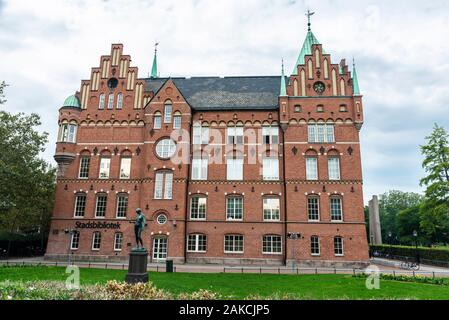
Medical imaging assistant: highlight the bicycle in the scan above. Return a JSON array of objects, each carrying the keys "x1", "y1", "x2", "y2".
[{"x1": 400, "y1": 261, "x2": 420, "y2": 270}]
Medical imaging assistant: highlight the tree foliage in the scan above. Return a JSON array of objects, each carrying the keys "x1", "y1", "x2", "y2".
[{"x1": 0, "y1": 83, "x2": 56, "y2": 241}]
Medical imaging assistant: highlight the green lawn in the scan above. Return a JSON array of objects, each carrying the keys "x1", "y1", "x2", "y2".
[{"x1": 1, "y1": 266, "x2": 449, "y2": 300}]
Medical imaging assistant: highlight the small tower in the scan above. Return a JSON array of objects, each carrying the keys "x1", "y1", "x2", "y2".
[
  {"x1": 151, "y1": 42, "x2": 159, "y2": 79},
  {"x1": 280, "y1": 59, "x2": 287, "y2": 97},
  {"x1": 352, "y1": 58, "x2": 361, "y2": 95}
]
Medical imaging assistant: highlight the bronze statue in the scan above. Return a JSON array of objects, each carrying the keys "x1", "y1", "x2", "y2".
[{"x1": 134, "y1": 208, "x2": 146, "y2": 249}]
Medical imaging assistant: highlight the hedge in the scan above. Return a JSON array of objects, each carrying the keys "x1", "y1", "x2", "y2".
[{"x1": 370, "y1": 244, "x2": 449, "y2": 263}]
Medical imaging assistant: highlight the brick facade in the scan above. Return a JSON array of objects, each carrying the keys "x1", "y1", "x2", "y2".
[{"x1": 46, "y1": 32, "x2": 369, "y2": 267}]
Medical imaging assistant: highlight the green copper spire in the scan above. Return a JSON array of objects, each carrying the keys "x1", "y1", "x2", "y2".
[
  {"x1": 280, "y1": 59, "x2": 287, "y2": 97},
  {"x1": 151, "y1": 42, "x2": 159, "y2": 78},
  {"x1": 291, "y1": 11, "x2": 323, "y2": 75},
  {"x1": 352, "y1": 58, "x2": 361, "y2": 95}
]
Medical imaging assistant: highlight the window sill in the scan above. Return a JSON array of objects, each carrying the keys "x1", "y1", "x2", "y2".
[
  {"x1": 311, "y1": 254, "x2": 321, "y2": 257},
  {"x1": 334, "y1": 254, "x2": 344, "y2": 257},
  {"x1": 187, "y1": 251, "x2": 207, "y2": 254},
  {"x1": 262, "y1": 252, "x2": 283, "y2": 255},
  {"x1": 190, "y1": 218, "x2": 207, "y2": 221},
  {"x1": 224, "y1": 251, "x2": 244, "y2": 254}
]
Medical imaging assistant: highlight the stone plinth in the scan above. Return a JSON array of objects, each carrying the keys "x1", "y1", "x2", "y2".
[{"x1": 125, "y1": 248, "x2": 149, "y2": 284}]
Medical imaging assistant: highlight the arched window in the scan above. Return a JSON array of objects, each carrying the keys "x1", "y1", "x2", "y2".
[
  {"x1": 58, "y1": 121, "x2": 77, "y2": 143},
  {"x1": 164, "y1": 100, "x2": 172, "y2": 123},
  {"x1": 340, "y1": 79, "x2": 346, "y2": 96},
  {"x1": 78, "y1": 153, "x2": 90, "y2": 179},
  {"x1": 98, "y1": 94, "x2": 105, "y2": 109},
  {"x1": 153, "y1": 111, "x2": 162, "y2": 129},
  {"x1": 173, "y1": 111, "x2": 182, "y2": 129},
  {"x1": 107, "y1": 93, "x2": 114, "y2": 109},
  {"x1": 116, "y1": 93, "x2": 123, "y2": 109},
  {"x1": 116, "y1": 193, "x2": 128, "y2": 218},
  {"x1": 154, "y1": 171, "x2": 173, "y2": 199}
]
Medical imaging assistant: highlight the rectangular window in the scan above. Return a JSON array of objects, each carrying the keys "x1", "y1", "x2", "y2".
[
  {"x1": 334, "y1": 237, "x2": 344, "y2": 256},
  {"x1": 328, "y1": 157, "x2": 340, "y2": 180},
  {"x1": 99, "y1": 158, "x2": 111, "y2": 179},
  {"x1": 227, "y1": 158, "x2": 243, "y2": 180},
  {"x1": 92, "y1": 232, "x2": 101, "y2": 250},
  {"x1": 262, "y1": 235, "x2": 282, "y2": 254},
  {"x1": 95, "y1": 195, "x2": 107, "y2": 218},
  {"x1": 306, "y1": 157, "x2": 318, "y2": 180},
  {"x1": 70, "y1": 231, "x2": 80, "y2": 250},
  {"x1": 173, "y1": 115, "x2": 182, "y2": 129},
  {"x1": 262, "y1": 127, "x2": 279, "y2": 144},
  {"x1": 311, "y1": 236, "x2": 320, "y2": 256},
  {"x1": 114, "y1": 233, "x2": 123, "y2": 251},
  {"x1": 153, "y1": 115, "x2": 162, "y2": 129},
  {"x1": 193, "y1": 125, "x2": 209, "y2": 144},
  {"x1": 116, "y1": 195, "x2": 128, "y2": 218},
  {"x1": 307, "y1": 197, "x2": 320, "y2": 221},
  {"x1": 98, "y1": 94, "x2": 105, "y2": 109},
  {"x1": 262, "y1": 158, "x2": 279, "y2": 180},
  {"x1": 153, "y1": 171, "x2": 174, "y2": 200},
  {"x1": 120, "y1": 158, "x2": 131, "y2": 179},
  {"x1": 107, "y1": 94, "x2": 114, "y2": 109},
  {"x1": 330, "y1": 198, "x2": 343, "y2": 221},
  {"x1": 263, "y1": 198, "x2": 280, "y2": 221},
  {"x1": 227, "y1": 127, "x2": 243, "y2": 145},
  {"x1": 78, "y1": 156, "x2": 90, "y2": 179},
  {"x1": 192, "y1": 158, "x2": 208, "y2": 180},
  {"x1": 308, "y1": 124, "x2": 335, "y2": 143},
  {"x1": 224, "y1": 235, "x2": 244, "y2": 253},
  {"x1": 74, "y1": 194, "x2": 86, "y2": 218},
  {"x1": 67, "y1": 124, "x2": 77, "y2": 143},
  {"x1": 164, "y1": 172, "x2": 173, "y2": 199},
  {"x1": 226, "y1": 197, "x2": 243, "y2": 220},
  {"x1": 164, "y1": 104, "x2": 172, "y2": 123},
  {"x1": 187, "y1": 234, "x2": 207, "y2": 252},
  {"x1": 190, "y1": 197, "x2": 207, "y2": 220}
]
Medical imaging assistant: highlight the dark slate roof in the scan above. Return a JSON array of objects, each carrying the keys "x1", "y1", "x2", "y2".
[{"x1": 144, "y1": 76, "x2": 281, "y2": 110}]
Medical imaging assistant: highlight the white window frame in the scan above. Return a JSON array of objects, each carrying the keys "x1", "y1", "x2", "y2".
[
  {"x1": 334, "y1": 236, "x2": 344, "y2": 256},
  {"x1": 107, "y1": 94, "x2": 114, "y2": 110},
  {"x1": 99, "y1": 157, "x2": 111, "y2": 179},
  {"x1": 330, "y1": 197, "x2": 343, "y2": 222},
  {"x1": 119, "y1": 157, "x2": 131, "y2": 179},
  {"x1": 262, "y1": 235, "x2": 282, "y2": 254},
  {"x1": 226, "y1": 157, "x2": 243, "y2": 180},
  {"x1": 173, "y1": 114, "x2": 182, "y2": 129},
  {"x1": 227, "y1": 126, "x2": 244, "y2": 145},
  {"x1": 262, "y1": 157, "x2": 279, "y2": 181},
  {"x1": 95, "y1": 194, "x2": 107, "y2": 218},
  {"x1": 306, "y1": 157, "x2": 318, "y2": 180},
  {"x1": 191, "y1": 158, "x2": 208, "y2": 180},
  {"x1": 92, "y1": 232, "x2": 101, "y2": 250},
  {"x1": 116, "y1": 194, "x2": 128, "y2": 219},
  {"x1": 328, "y1": 157, "x2": 341, "y2": 181},
  {"x1": 190, "y1": 197, "x2": 207, "y2": 220},
  {"x1": 74, "y1": 193, "x2": 87, "y2": 218},
  {"x1": 70, "y1": 231, "x2": 80, "y2": 250},
  {"x1": 193, "y1": 124, "x2": 209, "y2": 145},
  {"x1": 311, "y1": 236, "x2": 320, "y2": 256},
  {"x1": 155, "y1": 139, "x2": 176, "y2": 159},
  {"x1": 114, "y1": 232, "x2": 123, "y2": 251},
  {"x1": 307, "y1": 196, "x2": 320, "y2": 221},
  {"x1": 263, "y1": 198, "x2": 280, "y2": 221},
  {"x1": 154, "y1": 171, "x2": 173, "y2": 200},
  {"x1": 78, "y1": 156, "x2": 90, "y2": 179},
  {"x1": 164, "y1": 103, "x2": 172, "y2": 123},
  {"x1": 59, "y1": 123, "x2": 77, "y2": 143},
  {"x1": 226, "y1": 197, "x2": 243, "y2": 221},
  {"x1": 224, "y1": 235, "x2": 244, "y2": 254},
  {"x1": 187, "y1": 234, "x2": 207, "y2": 253},
  {"x1": 308, "y1": 123, "x2": 335, "y2": 143},
  {"x1": 153, "y1": 113, "x2": 162, "y2": 129},
  {"x1": 116, "y1": 93, "x2": 123, "y2": 109},
  {"x1": 262, "y1": 126, "x2": 279, "y2": 145},
  {"x1": 98, "y1": 94, "x2": 105, "y2": 109}
]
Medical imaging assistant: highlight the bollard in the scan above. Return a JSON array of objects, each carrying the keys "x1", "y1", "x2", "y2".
[
  {"x1": 105, "y1": 263, "x2": 108, "y2": 269},
  {"x1": 315, "y1": 268, "x2": 318, "y2": 274},
  {"x1": 241, "y1": 267, "x2": 244, "y2": 274},
  {"x1": 260, "y1": 267, "x2": 262, "y2": 274},
  {"x1": 433, "y1": 272, "x2": 435, "y2": 279}
]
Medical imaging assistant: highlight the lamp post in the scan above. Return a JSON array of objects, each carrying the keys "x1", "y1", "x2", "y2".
[
  {"x1": 413, "y1": 230, "x2": 420, "y2": 264},
  {"x1": 387, "y1": 231, "x2": 392, "y2": 259},
  {"x1": 287, "y1": 232, "x2": 301, "y2": 272}
]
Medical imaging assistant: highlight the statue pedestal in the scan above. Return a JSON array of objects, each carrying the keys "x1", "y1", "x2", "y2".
[{"x1": 125, "y1": 248, "x2": 149, "y2": 284}]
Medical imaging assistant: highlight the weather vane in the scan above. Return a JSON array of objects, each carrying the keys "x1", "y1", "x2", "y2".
[
  {"x1": 305, "y1": 9, "x2": 315, "y2": 31},
  {"x1": 154, "y1": 41, "x2": 159, "y2": 53}
]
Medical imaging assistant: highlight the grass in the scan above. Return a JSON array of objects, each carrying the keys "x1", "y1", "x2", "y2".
[{"x1": 1, "y1": 266, "x2": 449, "y2": 300}]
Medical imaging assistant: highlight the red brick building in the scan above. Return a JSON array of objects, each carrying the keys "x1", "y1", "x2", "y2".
[{"x1": 46, "y1": 24, "x2": 369, "y2": 267}]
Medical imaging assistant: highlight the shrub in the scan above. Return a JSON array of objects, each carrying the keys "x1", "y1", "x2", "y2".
[{"x1": 370, "y1": 244, "x2": 449, "y2": 265}]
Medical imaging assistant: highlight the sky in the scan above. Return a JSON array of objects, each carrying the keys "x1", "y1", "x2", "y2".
[{"x1": 1, "y1": 0, "x2": 449, "y2": 203}]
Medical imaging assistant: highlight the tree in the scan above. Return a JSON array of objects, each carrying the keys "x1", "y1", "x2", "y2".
[
  {"x1": 397, "y1": 205, "x2": 421, "y2": 245},
  {"x1": 378, "y1": 190, "x2": 424, "y2": 243},
  {"x1": 419, "y1": 124, "x2": 449, "y2": 245},
  {"x1": 0, "y1": 81, "x2": 7, "y2": 104},
  {"x1": 0, "y1": 83, "x2": 56, "y2": 255},
  {"x1": 420, "y1": 124, "x2": 449, "y2": 202}
]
